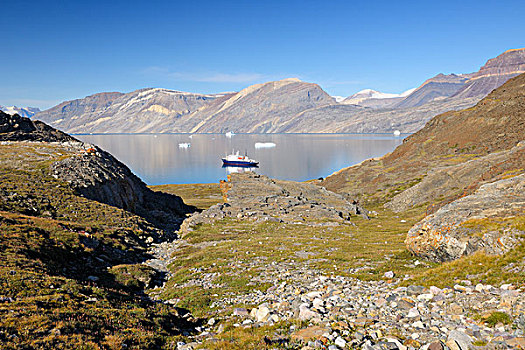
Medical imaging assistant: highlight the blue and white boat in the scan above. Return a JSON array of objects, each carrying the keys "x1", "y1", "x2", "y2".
[{"x1": 222, "y1": 150, "x2": 259, "y2": 167}]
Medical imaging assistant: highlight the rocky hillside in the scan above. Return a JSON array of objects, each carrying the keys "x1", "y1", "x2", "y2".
[
  {"x1": 276, "y1": 95, "x2": 480, "y2": 133},
  {"x1": 1, "y1": 111, "x2": 194, "y2": 237},
  {"x1": 0, "y1": 113, "x2": 201, "y2": 348},
  {"x1": 173, "y1": 78, "x2": 334, "y2": 133},
  {"x1": 323, "y1": 72, "x2": 525, "y2": 197},
  {"x1": 1, "y1": 110, "x2": 74, "y2": 142},
  {"x1": 322, "y1": 72, "x2": 525, "y2": 262},
  {"x1": 346, "y1": 48, "x2": 525, "y2": 110}
]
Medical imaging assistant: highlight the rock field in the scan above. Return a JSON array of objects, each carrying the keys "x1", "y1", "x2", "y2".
[{"x1": 172, "y1": 262, "x2": 524, "y2": 349}]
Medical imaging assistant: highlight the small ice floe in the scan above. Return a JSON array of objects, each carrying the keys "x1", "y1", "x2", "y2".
[
  {"x1": 225, "y1": 131, "x2": 235, "y2": 138},
  {"x1": 254, "y1": 142, "x2": 276, "y2": 149},
  {"x1": 393, "y1": 130, "x2": 401, "y2": 137},
  {"x1": 188, "y1": 134, "x2": 193, "y2": 139},
  {"x1": 178, "y1": 143, "x2": 191, "y2": 148}
]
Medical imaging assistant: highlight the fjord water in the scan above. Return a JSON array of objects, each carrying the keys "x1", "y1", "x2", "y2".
[{"x1": 76, "y1": 134, "x2": 404, "y2": 185}]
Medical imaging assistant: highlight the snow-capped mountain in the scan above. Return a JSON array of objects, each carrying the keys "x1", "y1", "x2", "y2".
[
  {"x1": 0, "y1": 106, "x2": 41, "y2": 118},
  {"x1": 341, "y1": 88, "x2": 415, "y2": 105}
]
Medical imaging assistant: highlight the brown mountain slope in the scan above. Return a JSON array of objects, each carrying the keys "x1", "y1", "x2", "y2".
[
  {"x1": 394, "y1": 73, "x2": 467, "y2": 109},
  {"x1": 322, "y1": 72, "x2": 525, "y2": 206},
  {"x1": 453, "y1": 48, "x2": 525, "y2": 99}
]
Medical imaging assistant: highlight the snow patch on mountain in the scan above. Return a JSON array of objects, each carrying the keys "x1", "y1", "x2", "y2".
[
  {"x1": 342, "y1": 88, "x2": 416, "y2": 105},
  {"x1": 0, "y1": 106, "x2": 41, "y2": 118}
]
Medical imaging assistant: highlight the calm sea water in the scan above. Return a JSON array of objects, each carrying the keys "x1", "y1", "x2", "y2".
[{"x1": 75, "y1": 134, "x2": 405, "y2": 185}]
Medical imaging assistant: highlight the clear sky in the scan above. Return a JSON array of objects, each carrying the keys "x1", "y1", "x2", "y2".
[{"x1": 1, "y1": 0, "x2": 524, "y2": 109}]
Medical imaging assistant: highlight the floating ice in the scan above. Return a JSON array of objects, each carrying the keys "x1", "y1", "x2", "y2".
[
  {"x1": 393, "y1": 130, "x2": 401, "y2": 137},
  {"x1": 225, "y1": 131, "x2": 235, "y2": 138},
  {"x1": 255, "y1": 142, "x2": 276, "y2": 149},
  {"x1": 178, "y1": 143, "x2": 191, "y2": 148}
]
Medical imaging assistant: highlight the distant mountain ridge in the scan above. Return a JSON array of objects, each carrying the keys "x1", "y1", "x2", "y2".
[
  {"x1": 0, "y1": 105, "x2": 40, "y2": 118},
  {"x1": 342, "y1": 48, "x2": 525, "y2": 109},
  {"x1": 394, "y1": 73, "x2": 468, "y2": 109},
  {"x1": 453, "y1": 48, "x2": 525, "y2": 99},
  {"x1": 34, "y1": 48, "x2": 525, "y2": 134},
  {"x1": 36, "y1": 89, "x2": 225, "y2": 133}
]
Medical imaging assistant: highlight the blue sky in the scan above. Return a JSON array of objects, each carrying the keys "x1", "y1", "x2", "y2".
[{"x1": 1, "y1": 0, "x2": 524, "y2": 109}]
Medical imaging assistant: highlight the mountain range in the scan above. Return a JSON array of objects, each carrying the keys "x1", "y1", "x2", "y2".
[
  {"x1": 0, "y1": 105, "x2": 40, "y2": 118},
  {"x1": 34, "y1": 48, "x2": 525, "y2": 134}
]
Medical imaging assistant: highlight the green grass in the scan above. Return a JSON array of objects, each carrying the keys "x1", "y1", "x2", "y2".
[
  {"x1": 483, "y1": 311, "x2": 513, "y2": 327},
  {"x1": 150, "y1": 183, "x2": 223, "y2": 210},
  {"x1": 159, "y1": 204, "x2": 429, "y2": 317}
]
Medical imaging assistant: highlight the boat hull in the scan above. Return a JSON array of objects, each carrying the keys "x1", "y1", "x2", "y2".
[{"x1": 222, "y1": 159, "x2": 259, "y2": 167}]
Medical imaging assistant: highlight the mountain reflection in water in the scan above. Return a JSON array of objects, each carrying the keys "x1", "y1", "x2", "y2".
[{"x1": 76, "y1": 133, "x2": 405, "y2": 185}]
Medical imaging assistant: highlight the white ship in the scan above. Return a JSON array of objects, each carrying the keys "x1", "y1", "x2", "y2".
[{"x1": 221, "y1": 150, "x2": 259, "y2": 167}]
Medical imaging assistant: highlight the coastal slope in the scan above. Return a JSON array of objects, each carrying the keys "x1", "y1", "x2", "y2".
[{"x1": 322, "y1": 72, "x2": 525, "y2": 262}]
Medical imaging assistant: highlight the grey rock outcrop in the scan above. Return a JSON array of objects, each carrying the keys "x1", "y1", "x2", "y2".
[
  {"x1": 51, "y1": 146, "x2": 194, "y2": 236},
  {"x1": 180, "y1": 172, "x2": 367, "y2": 235},
  {"x1": 405, "y1": 174, "x2": 525, "y2": 262}
]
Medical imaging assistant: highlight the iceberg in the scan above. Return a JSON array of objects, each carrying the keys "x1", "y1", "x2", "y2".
[{"x1": 255, "y1": 142, "x2": 276, "y2": 149}]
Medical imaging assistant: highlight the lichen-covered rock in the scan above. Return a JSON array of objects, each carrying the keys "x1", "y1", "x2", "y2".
[
  {"x1": 406, "y1": 174, "x2": 525, "y2": 262},
  {"x1": 180, "y1": 172, "x2": 367, "y2": 235}
]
